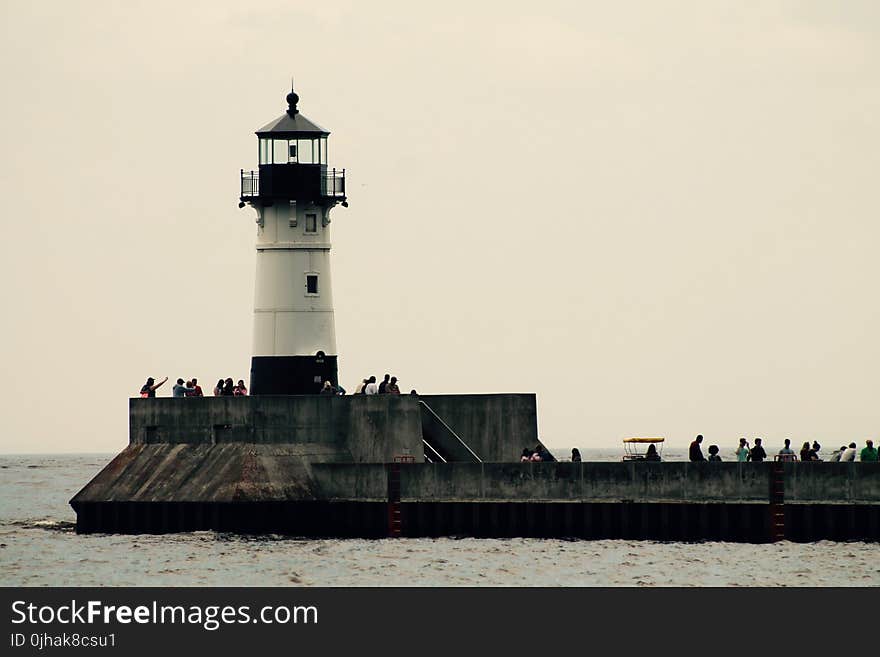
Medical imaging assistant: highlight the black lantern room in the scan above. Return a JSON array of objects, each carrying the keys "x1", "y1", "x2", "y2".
[{"x1": 240, "y1": 87, "x2": 346, "y2": 205}]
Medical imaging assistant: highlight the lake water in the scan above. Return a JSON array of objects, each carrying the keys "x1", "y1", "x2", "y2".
[{"x1": 1, "y1": 451, "x2": 878, "y2": 586}]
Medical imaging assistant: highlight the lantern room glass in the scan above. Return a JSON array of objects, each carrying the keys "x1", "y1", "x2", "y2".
[
  {"x1": 298, "y1": 139, "x2": 313, "y2": 164},
  {"x1": 259, "y1": 137, "x2": 327, "y2": 164}
]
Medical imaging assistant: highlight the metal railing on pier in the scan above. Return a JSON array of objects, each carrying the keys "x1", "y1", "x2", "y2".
[{"x1": 418, "y1": 401, "x2": 482, "y2": 463}]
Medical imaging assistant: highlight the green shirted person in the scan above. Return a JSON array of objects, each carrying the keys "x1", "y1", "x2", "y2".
[
  {"x1": 735, "y1": 438, "x2": 750, "y2": 462},
  {"x1": 860, "y1": 439, "x2": 879, "y2": 462}
]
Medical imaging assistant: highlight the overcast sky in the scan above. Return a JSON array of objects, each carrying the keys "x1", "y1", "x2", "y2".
[{"x1": 1, "y1": 1, "x2": 878, "y2": 453}]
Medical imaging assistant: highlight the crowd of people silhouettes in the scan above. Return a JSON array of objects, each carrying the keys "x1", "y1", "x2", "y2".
[
  {"x1": 520, "y1": 443, "x2": 554, "y2": 462},
  {"x1": 139, "y1": 373, "x2": 420, "y2": 398},
  {"x1": 686, "y1": 435, "x2": 878, "y2": 462},
  {"x1": 139, "y1": 376, "x2": 247, "y2": 398},
  {"x1": 532, "y1": 436, "x2": 878, "y2": 463},
  {"x1": 352, "y1": 373, "x2": 411, "y2": 396},
  {"x1": 136, "y1": 380, "x2": 880, "y2": 464}
]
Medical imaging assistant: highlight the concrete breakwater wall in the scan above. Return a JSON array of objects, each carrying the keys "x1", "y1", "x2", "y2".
[
  {"x1": 70, "y1": 395, "x2": 880, "y2": 540},
  {"x1": 73, "y1": 457, "x2": 880, "y2": 506},
  {"x1": 127, "y1": 395, "x2": 425, "y2": 462},
  {"x1": 72, "y1": 451, "x2": 880, "y2": 541},
  {"x1": 126, "y1": 394, "x2": 539, "y2": 462},
  {"x1": 315, "y1": 461, "x2": 880, "y2": 504},
  {"x1": 316, "y1": 462, "x2": 771, "y2": 502}
]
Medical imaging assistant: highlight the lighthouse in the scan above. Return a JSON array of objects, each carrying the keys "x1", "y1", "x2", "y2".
[{"x1": 239, "y1": 85, "x2": 347, "y2": 395}]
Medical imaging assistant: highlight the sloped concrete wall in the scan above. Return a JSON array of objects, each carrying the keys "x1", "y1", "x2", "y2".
[{"x1": 72, "y1": 443, "x2": 332, "y2": 504}]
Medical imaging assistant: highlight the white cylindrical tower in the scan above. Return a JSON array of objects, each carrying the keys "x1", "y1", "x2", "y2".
[{"x1": 239, "y1": 85, "x2": 347, "y2": 394}]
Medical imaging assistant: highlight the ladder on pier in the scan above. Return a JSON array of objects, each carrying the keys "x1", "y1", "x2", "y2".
[
  {"x1": 770, "y1": 460, "x2": 786, "y2": 541},
  {"x1": 388, "y1": 456, "x2": 414, "y2": 538}
]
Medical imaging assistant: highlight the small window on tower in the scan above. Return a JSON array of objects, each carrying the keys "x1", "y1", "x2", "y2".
[
  {"x1": 288, "y1": 143, "x2": 297, "y2": 162},
  {"x1": 306, "y1": 274, "x2": 319, "y2": 295},
  {"x1": 305, "y1": 213, "x2": 317, "y2": 233}
]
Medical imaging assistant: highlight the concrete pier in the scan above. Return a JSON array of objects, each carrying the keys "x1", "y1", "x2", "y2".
[{"x1": 71, "y1": 396, "x2": 880, "y2": 542}]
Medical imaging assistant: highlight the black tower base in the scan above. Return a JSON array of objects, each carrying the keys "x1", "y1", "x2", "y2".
[{"x1": 250, "y1": 354, "x2": 338, "y2": 395}]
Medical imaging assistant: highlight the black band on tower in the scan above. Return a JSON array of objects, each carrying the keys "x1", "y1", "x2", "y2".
[{"x1": 250, "y1": 355, "x2": 338, "y2": 395}]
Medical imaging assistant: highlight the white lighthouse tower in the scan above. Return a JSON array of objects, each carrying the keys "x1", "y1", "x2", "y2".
[{"x1": 239, "y1": 85, "x2": 347, "y2": 394}]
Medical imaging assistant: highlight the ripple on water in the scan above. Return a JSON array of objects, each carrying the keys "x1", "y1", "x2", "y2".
[{"x1": 5, "y1": 519, "x2": 76, "y2": 532}]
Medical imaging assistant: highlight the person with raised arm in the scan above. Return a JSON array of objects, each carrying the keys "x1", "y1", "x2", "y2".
[{"x1": 139, "y1": 376, "x2": 168, "y2": 398}]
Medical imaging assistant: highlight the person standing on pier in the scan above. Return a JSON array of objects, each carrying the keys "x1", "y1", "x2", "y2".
[
  {"x1": 840, "y1": 443, "x2": 858, "y2": 462},
  {"x1": 378, "y1": 374, "x2": 390, "y2": 394},
  {"x1": 172, "y1": 378, "x2": 197, "y2": 397},
  {"x1": 535, "y1": 443, "x2": 553, "y2": 462},
  {"x1": 736, "y1": 438, "x2": 750, "y2": 462},
  {"x1": 778, "y1": 438, "x2": 797, "y2": 462},
  {"x1": 689, "y1": 435, "x2": 706, "y2": 462},
  {"x1": 800, "y1": 442, "x2": 818, "y2": 462},
  {"x1": 139, "y1": 376, "x2": 168, "y2": 398},
  {"x1": 828, "y1": 446, "x2": 846, "y2": 462},
  {"x1": 860, "y1": 440, "x2": 878, "y2": 462},
  {"x1": 186, "y1": 378, "x2": 203, "y2": 397},
  {"x1": 748, "y1": 438, "x2": 767, "y2": 462},
  {"x1": 364, "y1": 376, "x2": 378, "y2": 395},
  {"x1": 644, "y1": 444, "x2": 661, "y2": 462}
]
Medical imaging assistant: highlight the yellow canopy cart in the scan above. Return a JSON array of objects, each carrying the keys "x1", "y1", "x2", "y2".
[{"x1": 622, "y1": 437, "x2": 665, "y2": 461}]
